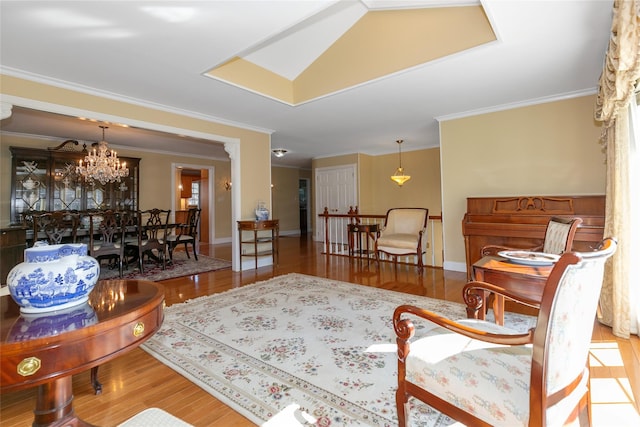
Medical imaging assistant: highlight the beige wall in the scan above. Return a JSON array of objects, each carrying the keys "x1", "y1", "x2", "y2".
[
  {"x1": 368, "y1": 148, "x2": 442, "y2": 216},
  {"x1": 271, "y1": 166, "x2": 303, "y2": 233},
  {"x1": 0, "y1": 74, "x2": 272, "y2": 225},
  {"x1": 357, "y1": 154, "x2": 375, "y2": 212},
  {"x1": 440, "y1": 95, "x2": 606, "y2": 271}
]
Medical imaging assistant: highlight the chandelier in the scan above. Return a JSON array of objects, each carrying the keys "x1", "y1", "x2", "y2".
[
  {"x1": 390, "y1": 139, "x2": 411, "y2": 186},
  {"x1": 77, "y1": 126, "x2": 129, "y2": 185}
]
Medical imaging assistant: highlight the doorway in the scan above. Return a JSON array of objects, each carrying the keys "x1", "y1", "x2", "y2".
[
  {"x1": 171, "y1": 163, "x2": 215, "y2": 244},
  {"x1": 299, "y1": 178, "x2": 310, "y2": 234}
]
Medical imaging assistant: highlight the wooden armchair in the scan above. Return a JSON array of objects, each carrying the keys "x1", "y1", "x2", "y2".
[
  {"x1": 127, "y1": 209, "x2": 171, "y2": 273},
  {"x1": 88, "y1": 210, "x2": 129, "y2": 278},
  {"x1": 481, "y1": 216, "x2": 583, "y2": 257},
  {"x1": 32, "y1": 211, "x2": 80, "y2": 245},
  {"x1": 393, "y1": 237, "x2": 616, "y2": 426},
  {"x1": 167, "y1": 207, "x2": 201, "y2": 261},
  {"x1": 375, "y1": 208, "x2": 429, "y2": 274}
]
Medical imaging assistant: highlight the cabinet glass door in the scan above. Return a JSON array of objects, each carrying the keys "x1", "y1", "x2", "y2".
[
  {"x1": 15, "y1": 159, "x2": 48, "y2": 215},
  {"x1": 52, "y1": 162, "x2": 83, "y2": 211}
]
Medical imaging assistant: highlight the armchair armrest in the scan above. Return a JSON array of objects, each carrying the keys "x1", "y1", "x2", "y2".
[
  {"x1": 480, "y1": 244, "x2": 543, "y2": 257},
  {"x1": 393, "y1": 304, "x2": 534, "y2": 346},
  {"x1": 463, "y1": 280, "x2": 542, "y2": 310}
]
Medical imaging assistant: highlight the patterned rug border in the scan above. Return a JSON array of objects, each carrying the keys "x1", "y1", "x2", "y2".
[
  {"x1": 98, "y1": 252, "x2": 231, "y2": 282},
  {"x1": 143, "y1": 273, "x2": 535, "y2": 426}
]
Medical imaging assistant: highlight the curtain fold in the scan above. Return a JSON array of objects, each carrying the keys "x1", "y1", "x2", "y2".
[{"x1": 594, "y1": 0, "x2": 640, "y2": 338}]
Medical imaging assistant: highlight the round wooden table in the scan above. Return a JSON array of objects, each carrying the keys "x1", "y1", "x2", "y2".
[{"x1": 0, "y1": 280, "x2": 165, "y2": 426}]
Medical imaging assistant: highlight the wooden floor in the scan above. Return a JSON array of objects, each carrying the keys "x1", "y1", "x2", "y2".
[{"x1": 1, "y1": 235, "x2": 638, "y2": 426}]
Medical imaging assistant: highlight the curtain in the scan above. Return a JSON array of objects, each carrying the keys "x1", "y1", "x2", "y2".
[{"x1": 594, "y1": 0, "x2": 640, "y2": 338}]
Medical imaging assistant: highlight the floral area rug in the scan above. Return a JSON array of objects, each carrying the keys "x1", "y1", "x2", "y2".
[
  {"x1": 141, "y1": 273, "x2": 536, "y2": 426},
  {"x1": 98, "y1": 251, "x2": 231, "y2": 282}
]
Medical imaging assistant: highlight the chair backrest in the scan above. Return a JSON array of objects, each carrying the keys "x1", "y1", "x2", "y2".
[
  {"x1": 183, "y1": 208, "x2": 201, "y2": 237},
  {"x1": 33, "y1": 211, "x2": 80, "y2": 244},
  {"x1": 542, "y1": 216, "x2": 582, "y2": 254},
  {"x1": 88, "y1": 210, "x2": 127, "y2": 248},
  {"x1": 381, "y1": 208, "x2": 428, "y2": 236},
  {"x1": 137, "y1": 208, "x2": 171, "y2": 242},
  {"x1": 530, "y1": 237, "x2": 616, "y2": 423}
]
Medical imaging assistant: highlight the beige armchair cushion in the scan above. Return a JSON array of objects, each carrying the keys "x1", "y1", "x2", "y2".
[
  {"x1": 377, "y1": 209, "x2": 427, "y2": 250},
  {"x1": 376, "y1": 208, "x2": 429, "y2": 272},
  {"x1": 377, "y1": 234, "x2": 419, "y2": 251}
]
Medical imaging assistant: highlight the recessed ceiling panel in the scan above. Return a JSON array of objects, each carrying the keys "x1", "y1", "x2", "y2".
[{"x1": 205, "y1": 5, "x2": 495, "y2": 105}]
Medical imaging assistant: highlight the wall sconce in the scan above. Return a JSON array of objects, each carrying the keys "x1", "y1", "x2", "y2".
[{"x1": 224, "y1": 180, "x2": 232, "y2": 191}]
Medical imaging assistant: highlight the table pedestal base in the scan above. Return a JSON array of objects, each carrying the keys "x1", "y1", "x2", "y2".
[{"x1": 33, "y1": 377, "x2": 95, "y2": 427}]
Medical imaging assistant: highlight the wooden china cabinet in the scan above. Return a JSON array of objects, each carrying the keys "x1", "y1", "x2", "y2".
[{"x1": 9, "y1": 143, "x2": 140, "y2": 224}]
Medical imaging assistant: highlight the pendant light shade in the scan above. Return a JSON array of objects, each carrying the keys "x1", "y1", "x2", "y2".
[{"x1": 390, "y1": 139, "x2": 411, "y2": 186}]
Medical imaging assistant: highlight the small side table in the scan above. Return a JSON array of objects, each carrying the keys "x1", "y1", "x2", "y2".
[
  {"x1": 348, "y1": 223, "x2": 379, "y2": 262},
  {"x1": 237, "y1": 220, "x2": 279, "y2": 269},
  {"x1": 466, "y1": 256, "x2": 551, "y2": 325}
]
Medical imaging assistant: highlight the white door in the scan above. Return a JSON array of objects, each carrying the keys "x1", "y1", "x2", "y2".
[{"x1": 315, "y1": 165, "x2": 357, "y2": 242}]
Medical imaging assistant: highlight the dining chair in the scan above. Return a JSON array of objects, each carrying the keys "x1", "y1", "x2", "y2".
[
  {"x1": 167, "y1": 207, "x2": 201, "y2": 261},
  {"x1": 88, "y1": 210, "x2": 129, "y2": 278},
  {"x1": 375, "y1": 208, "x2": 429, "y2": 274},
  {"x1": 32, "y1": 211, "x2": 81, "y2": 246},
  {"x1": 128, "y1": 208, "x2": 171, "y2": 273},
  {"x1": 393, "y1": 237, "x2": 617, "y2": 427}
]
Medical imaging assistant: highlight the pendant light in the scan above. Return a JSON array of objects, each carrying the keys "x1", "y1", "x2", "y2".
[{"x1": 390, "y1": 139, "x2": 411, "y2": 186}]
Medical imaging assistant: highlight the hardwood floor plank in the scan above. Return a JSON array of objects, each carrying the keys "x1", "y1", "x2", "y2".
[{"x1": 1, "y1": 235, "x2": 637, "y2": 426}]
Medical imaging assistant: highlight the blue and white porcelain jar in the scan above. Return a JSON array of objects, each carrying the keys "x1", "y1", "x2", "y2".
[
  {"x1": 255, "y1": 201, "x2": 269, "y2": 221},
  {"x1": 7, "y1": 243, "x2": 100, "y2": 313}
]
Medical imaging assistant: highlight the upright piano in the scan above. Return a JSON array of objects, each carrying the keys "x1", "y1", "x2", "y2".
[{"x1": 461, "y1": 195, "x2": 605, "y2": 278}]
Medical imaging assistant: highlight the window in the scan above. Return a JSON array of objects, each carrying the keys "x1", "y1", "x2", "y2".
[{"x1": 188, "y1": 181, "x2": 199, "y2": 208}]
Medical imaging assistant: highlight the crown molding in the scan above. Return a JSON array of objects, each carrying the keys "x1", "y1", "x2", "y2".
[
  {"x1": 0, "y1": 67, "x2": 275, "y2": 135},
  {"x1": 435, "y1": 88, "x2": 598, "y2": 122}
]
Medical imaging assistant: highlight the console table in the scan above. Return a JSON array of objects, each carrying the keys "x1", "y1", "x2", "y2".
[
  {"x1": 0, "y1": 279, "x2": 165, "y2": 426},
  {"x1": 237, "y1": 219, "x2": 279, "y2": 269}
]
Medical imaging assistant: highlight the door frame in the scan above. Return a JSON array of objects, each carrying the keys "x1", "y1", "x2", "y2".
[{"x1": 171, "y1": 162, "x2": 215, "y2": 244}]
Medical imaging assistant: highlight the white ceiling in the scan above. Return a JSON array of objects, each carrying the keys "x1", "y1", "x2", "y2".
[{"x1": 0, "y1": 1, "x2": 614, "y2": 168}]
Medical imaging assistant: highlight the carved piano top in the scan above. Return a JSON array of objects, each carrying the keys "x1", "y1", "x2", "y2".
[{"x1": 462, "y1": 195, "x2": 605, "y2": 278}]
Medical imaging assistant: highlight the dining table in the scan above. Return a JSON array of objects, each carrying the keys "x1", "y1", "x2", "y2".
[
  {"x1": 0, "y1": 279, "x2": 165, "y2": 426},
  {"x1": 465, "y1": 254, "x2": 554, "y2": 325}
]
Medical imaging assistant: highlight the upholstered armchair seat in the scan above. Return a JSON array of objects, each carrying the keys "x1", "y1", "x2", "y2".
[
  {"x1": 375, "y1": 208, "x2": 428, "y2": 273},
  {"x1": 405, "y1": 318, "x2": 587, "y2": 426},
  {"x1": 377, "y1": 233, "x2": 421, "y2": 251},
  {"x1": 394, "y1": 238, "x2": 617, "y2": 427}
]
